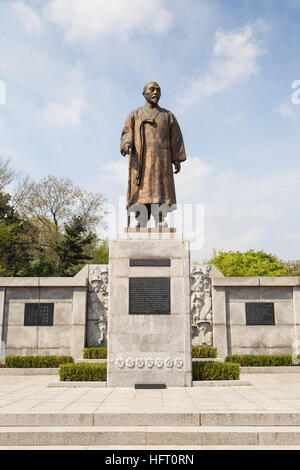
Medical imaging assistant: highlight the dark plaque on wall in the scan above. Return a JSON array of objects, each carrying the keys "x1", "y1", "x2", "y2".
[
  {"x1": 129, "y1": 259, "x2": 171, "y2": 267},
  {"x1": 24, "y1": 303, "x2": 54, "y2": 326},
  {"x1": 129, "y1": 277, "x2": 170, "y2": 315},
  {"x1": 246, "y1": 303, "x2": 275, "y2": 325}
]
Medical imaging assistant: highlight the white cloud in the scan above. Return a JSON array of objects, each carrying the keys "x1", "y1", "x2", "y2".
[
  {"x1": 284, "y1": 233, "x2": 300, "y2": 240},
  {"x1": 43, "y1": 0, "x2": 172, "y2": 41},
  {"x1": 175, "y1": 157, "x2": 212, "y2": 197},
  {"x1": 97, "y1": 154, "x2": 300, "y2": 260},
  {"x1": 276, "y1": 102, "x2": 299, "y2": 120},
  {"x1": 221, "y1": 226, "x2": 265, "y2": 252},
  {"x1": 11, "y1": 1, "x2": 43, "y2": 35},
  {"x1": 226, "y1": 110, "x2": 249, "y2": 126},
  {"x1": 41, "y1": 65, "x2": 85, "y2": 128},
  {"x1": 235, "y1": 205, "x2": 281, "y2": 219},
  {"x1": 42, "y1": 99, "x2": 84, "y2": 128},
  {"x1": 179, "y1": 21, "x2": 266, "y2": 106},
  {"x1": 102, "y1": 159, "x2": 128, "y2": 187}
]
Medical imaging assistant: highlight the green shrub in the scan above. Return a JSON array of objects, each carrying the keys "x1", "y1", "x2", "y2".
[
  {"x1": 192, "y1": 347, "x2": 217, "y2": 358},
  {"x1": 192, "y1": 361, "x2": 240, "y2": 381},
  {"x1": 59, "y1": 362, "x2": 107, "y2": 381},
  {"x1": 83, "y1": 348, "x2": 107, "y2": 359},
  {"x1": 0, "y1": 356, "x2": 73, "y2": 368},
  {"x1": 226, "y1": 355, "x2": 300, "y2": 367}
]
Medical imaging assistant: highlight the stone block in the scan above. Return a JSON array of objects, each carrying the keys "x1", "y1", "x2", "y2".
[
  {"x1": 260, "y1": 287, "x2": 293, "y2": 300},
  {"x1": 171, "y1": 277, "x2": 186, "y2": 315},
  {"x1": 39, "y1": 287, "x2": 73, "y2": 300},
  {"x1": 108, "y1": 368, "x2": 189, "y2": 387},
  {"x1": 111, "y1": 278, "x2": 128, "y2": 316},
  {"x1": 52, "y1": 302, "x2": 73, "y2": 325},
  {"x1": 0, "y1": 278, "x2": 38, "y2": 287},
  {"x1": 212, "y1": 287, "x2": 226, "y2": 324},
  {"x1": 226, "y1": 287, "x2": 260, "y2": 302},
  {"x1": 260, "y1": 277, "x2": 300, "y2": 287},
  {"x1": 3, "y1": 302, "x2": 25, "y2": 326},
  {"x1": 212, "y1": 278, "x2": 259, "y2": 287},
  {"x1": 6, "y1": 326, "x2": 38, "y2": 349},
  {"x1": 37, "y1": 326, "x2": 71, "y2": 349},
  {"x1": 229, "y1": 324, "x2": 295, "y2": 350},
  {"x1": 212, "y1": 324, "x2": 228, "y2": 358},
  {"x1": 128, "y1": 266, "x2": 172, "y2": 277},
  {"x1": 294, "y1": 287, "x2": 300, "y2": 325},
  {"x1": 108, "y1": 236, "x2": 191, "y2": 387},
  {"x1": 116, "y1": 240, "x2": 187, "y2": 259},
  {"x1": 5, "y1": 288, "x2": 39, "y2": 301},
  {"x1": 39, "y1": 277, "x2": 87, "y2": 287},
  {"x1": 71, "y1": 325, "x2": 86, "y2": 359},
  {"x1": 109, "y1": 313, "x2": 184, "y2": 336},
  {"x1": 72, "y1": 288, "x2": 87, "y2": 326},
  {"x1": 274, "y1": 301, "x2": 295, "y2": 324},
  {"x1": 108, "y1": 331, "x2": 185, "y2": 353}
]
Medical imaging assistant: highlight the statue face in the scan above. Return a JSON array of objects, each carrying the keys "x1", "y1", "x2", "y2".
[{"x1": 143, "y1": 82, "x2": 161, "y2": 106}]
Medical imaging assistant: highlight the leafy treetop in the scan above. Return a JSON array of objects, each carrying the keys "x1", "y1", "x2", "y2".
[{"x1": 208, "y1": 249, "x2": 292, "y2": 277}]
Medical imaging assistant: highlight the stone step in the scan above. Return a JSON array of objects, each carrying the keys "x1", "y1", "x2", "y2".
[
  {"x1": 0, "y1": 412, "x2": 300, "y2": 427},
  {"x1": 1, "y1": 425, "x2": 300, "y2": 446}
]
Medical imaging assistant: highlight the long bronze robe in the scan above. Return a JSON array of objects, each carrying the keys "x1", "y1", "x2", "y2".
[{"x1": 120, "y1": 102, "x2": 186, "y2": 209}]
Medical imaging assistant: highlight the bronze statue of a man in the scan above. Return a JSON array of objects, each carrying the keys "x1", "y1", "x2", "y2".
[{"x1": 120, "y1": 82, "x2": 186, "y2": 228}]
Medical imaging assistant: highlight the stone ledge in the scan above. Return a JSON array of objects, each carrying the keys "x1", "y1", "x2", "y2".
[
  {"x1": 212, "y1": 277, "x2": 300, "y2": 287},
  {"x1": 212, "y1": 278, "x2": 259, "y2": 287},
  {"x1": 0, "y1": 278, "x2": 88, "y2": 287}
]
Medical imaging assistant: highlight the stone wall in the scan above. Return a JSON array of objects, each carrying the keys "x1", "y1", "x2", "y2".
[
  {"x1": 0, "y1": 277, "x2": 87, "y2": 358},
  {"x1": 212, "y1": 277, "x2": 300, "y2": 357},
  {"x1": 0, "y1": 267, "x2": 299, "y2": 359}
]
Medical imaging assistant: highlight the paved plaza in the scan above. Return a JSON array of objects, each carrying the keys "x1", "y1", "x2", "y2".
[
  {"x1": 0, "y1": 373, "x2": 299, "y2": 449},
  {"x1": 0, "y1": 373, "x2": 299, "y2": 414}
]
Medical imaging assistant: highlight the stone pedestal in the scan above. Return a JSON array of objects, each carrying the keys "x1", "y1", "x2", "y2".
[{"x1": 107, "y1": 230, "x2": 192, "y2": 387}]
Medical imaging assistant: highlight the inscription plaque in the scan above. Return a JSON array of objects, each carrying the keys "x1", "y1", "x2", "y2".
[
  {"x1": 24, "y1": 303, "x2": 54, "y2": 326},
  {"x1": 129, "y1": 259, "x2": 170, "y2": 267},
  {"x1": 129, "y1": 277, "x2": 170, "y2": 315},
  {"x1": 246, "y1": 303, "x2": 275, "y2": 325}
]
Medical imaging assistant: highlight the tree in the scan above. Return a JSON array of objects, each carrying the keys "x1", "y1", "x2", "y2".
[
  {"x1": 19, "y1": 175, "x2": 106, "y2": 233},
  {"x1": 0, "y1": 191, "x2": 40, "y2": 276},
  {"x1": 285, "y1": 260, "x2": 300, "y2": 276},
  {"x1": 208, "y1": 249, "x2": 292, "y2": 277},
  {"x1": 56, "y1": 216, "x2": 96, "y2": 276},
  {"x1": 90, "y1": 239, "x2": 109, "y2": 264}
]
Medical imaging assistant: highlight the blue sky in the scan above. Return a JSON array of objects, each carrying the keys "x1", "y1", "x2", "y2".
[{"x1": 0, "y1": 0, "x2": 300, "y2": 262}]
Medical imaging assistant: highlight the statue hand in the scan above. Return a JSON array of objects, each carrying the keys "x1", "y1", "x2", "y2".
[
  {"x1": 174, "y1": 162, "x2": 181, "y2": 174},
  {"x1": 121, "y1": 144, "x2": 132, "y2": 156}
]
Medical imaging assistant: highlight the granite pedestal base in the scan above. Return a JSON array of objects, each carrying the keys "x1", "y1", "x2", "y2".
[{"x1": 107, "y1": 231, "x2": 192, "y2": 387}]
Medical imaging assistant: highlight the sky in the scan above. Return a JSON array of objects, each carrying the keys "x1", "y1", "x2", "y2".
[{"x1": 0, "y1": 0, "x2": 300, "y2": 262}]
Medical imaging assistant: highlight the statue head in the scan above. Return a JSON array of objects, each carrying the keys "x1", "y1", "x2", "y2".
[{"x1": 143, "y1": 82, "x2": 161, "y2": 107}]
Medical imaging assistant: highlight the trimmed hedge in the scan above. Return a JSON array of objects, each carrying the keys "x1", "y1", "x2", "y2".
[
  {"x1": 83, "y1": 348, "x2": 107, "y2": 359},
  {"x1": 226, "y1": 355, "x2": 300, "y2": 367},
  {"x1": 192, "y1": 347, "x2": 217, "y2": 358},
  {"x1": 59, "y1": 362, "x2": 107, "y2": 381},
  {"x1": 83, "y1": 347, "x2": 217, "y2": 360},
  {"x1": 59, "y1": 361, "x2": 240, "y2": 382},
  {"x1": 0, "y1": 356, "x2": 73, "y2": 368},
  {"x1": 192, "y1": 361, "x2": 240, "y2": 381}
]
